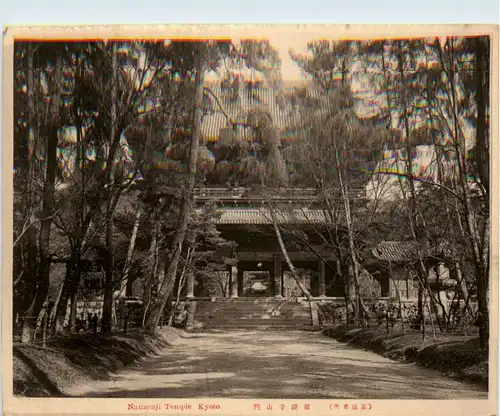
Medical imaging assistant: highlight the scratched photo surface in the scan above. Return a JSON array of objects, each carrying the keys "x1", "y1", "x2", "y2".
[{"x1": 2, "y1": 25, "x2": 497, "y2": 415}]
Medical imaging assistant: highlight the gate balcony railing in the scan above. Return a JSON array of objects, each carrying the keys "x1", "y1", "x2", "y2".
[
  {"x1": 193, "y1": 187, "x2": 365, "y2": 202},
  {"x1": 193, "y1": 187, "x2": 319, "y2": 201}
]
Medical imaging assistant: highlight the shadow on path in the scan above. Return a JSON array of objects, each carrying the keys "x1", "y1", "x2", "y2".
[
  {"x1": 70, "y1": 330, "x2": 488, "y2": 399},
  {"x1": 14, "y1": 348, "x2": 64, "y2": 397}
]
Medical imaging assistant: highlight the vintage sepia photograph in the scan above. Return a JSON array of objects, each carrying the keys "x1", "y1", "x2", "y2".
[{"x1": 2, "y1": 24, "x2": 497, "y2": 415}]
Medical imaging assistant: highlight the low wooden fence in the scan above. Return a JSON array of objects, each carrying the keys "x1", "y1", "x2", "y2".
[{"x1": 316, "y1": 298, "x2": 479, "y2": 334}]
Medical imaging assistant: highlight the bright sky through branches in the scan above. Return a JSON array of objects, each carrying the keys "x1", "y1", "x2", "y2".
[{"x1": 204, "y1": 36, "x2": 312, "y2": 81}]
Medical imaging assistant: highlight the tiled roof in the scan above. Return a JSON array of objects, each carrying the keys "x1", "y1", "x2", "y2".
[
  {"x1": 203, "y1": 208, "x2": 330, "y2": 225},
  {"x1": 371, "y1": 241, "x2": 430, "y2": 263},
  {"x1": 200, "y1": 82, "x2": 330, "y2": 142}
]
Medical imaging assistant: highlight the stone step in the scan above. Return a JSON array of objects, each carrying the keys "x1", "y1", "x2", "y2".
[
  {"x1": 194, "y1": 318, "x2": 311, "y2": 324},
  {"x1": 196, "y1": 309, "x2": 311, "y2": 316},
  {"x1": 191, "y1": 326, "x2": 316, "y2": 332},
  {"x1": 195, "y1": 311, "x2": 310, "y2": 316},
  {"x1": 193, "y1": 325, "x2": 314, "y2": 330},
  {"x1": 197, "y1": 309, "x2": 309, "y2": 316},
  {"x1": 196, "y1": 306, "x2": 310, "y2": 311},
  {"x1": 193, "y1": 299, "x2": 308, "y2": 302},
  {"x1": 195, "y1": 318, "x2": 311, "y2": 323},
  {"x1": 196, "y1": 305, "x2": 309, "y2": 308},
  {"x1": 195, "y1": 311, "x2": 311, "y2": 316},
  {"x1": 192, "y1": 300, "x2": 313, "y2": 329},
  {"x1": 196, "y1": 312, "x2": 311, "y2": 319},
  {"x1": 196, "y1": 312, "x2": 310, "y2": 316},
  {"x1": 205, "y1": 300, "x2": 305, "y2": 302},
  {"x1": 194, "y1": 322, "x2": 312, "y2": 328},
  {"x1": 195, "y1": 305, "x2": 309, "y2": 309},
  {"x1": 195, "y1": 301, "x2": 309, "y2": 305},
  {"x1": 195, "y1": 304, "x2": 310, "y2": 310},
  {"x1": 194, "y1": 314, "x2": 312, "y2": 319},
  {"x1": 195, "y1": 300, "x2": 308, "y2": 304}
]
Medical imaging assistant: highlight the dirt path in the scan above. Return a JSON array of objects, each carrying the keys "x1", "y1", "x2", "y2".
[{"x1": 69, "y1": 330, "x2": 487, "y2": 399}]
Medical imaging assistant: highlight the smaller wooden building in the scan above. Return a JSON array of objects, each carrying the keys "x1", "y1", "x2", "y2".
[{"x1": 370, "y1": 241, "x2": 457, "y2": 301}]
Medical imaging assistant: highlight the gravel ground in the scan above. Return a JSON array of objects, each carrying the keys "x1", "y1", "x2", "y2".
[{"x1": 69, "y1": 330, "x2": 487, "y2": 399}]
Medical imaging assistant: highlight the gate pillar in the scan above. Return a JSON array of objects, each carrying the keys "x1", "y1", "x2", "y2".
[
  {"x1": 274, "y1": 253, "x2": 283, "y2": 298},
  {"x1": 318, "y1": 259, "x2": 326, "y2": 297},
  {"x1": 186, "y1": 271, "x2": 195, "y2": 298},
  {"x1": 230, "y1": 265, "x2": 239, "y2": 298}
]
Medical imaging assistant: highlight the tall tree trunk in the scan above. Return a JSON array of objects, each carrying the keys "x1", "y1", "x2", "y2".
[
  {"x1": 340, "y1": 260, "x2": 354, "y2": 325},
  {"x1": 53, "y1": 261, "x2": 74, "y2": 333},
  {"x1": 19, "y1": 44, "x2": 39, "y2": 339},
  {"x1": 416, "y1": 283, "x2": 424, "y2": 332},
  {"x1": 475, "y1": 36, "x2": 490, "y2": 195},
  {"x1": 388, "y1": 263, "x2": 404, "y2": 332},
  {"x1": 101, "y1": 42, "x2": 118, "y2": 333},
  {"x1": 52, "y1": 244, "x2": 82, "y2": 334},
  {"x1": 52, "y1": 235, "x2": 88, "y2": 334},
  {"x1": 395, "y1": 43, "x2": 443, "y2": 332},
  {"x1": 144, "y1": 55, "x2": 205, "y2": 333},
  {"x1": 169, "y1": 247, "x2": 193, "y2": 326},
  {"x1": 142, "y1": 228, "x2": 159, "y2": 313},
  {"x1": 22, "y1": 50, "x2": 64, "y2": 340},
  {"x1": 474, "y1": 219, "x2": 490, "y2": 348},
  {"x1": 272, "y1": 221, "x2": 313, "y2": 301},
  {"x1": 117, "y1": 208, "x2": 142, "y2": 329},
  {"x1": 102, "y1": 209, "x2": 116, "y2": 332},
  {"x1": 20, "y1": 212, "x2": 38, "y2": 327},
  {"x1": 120, "y1": 209, "x2": 142, "y2": 297},
  {"x1": 56, "y1": 103, "x2": 86, "y2": 334},
  {"x1": 332, "y1": 137, "x2": 368, "y2": 324},
  {"x1": 69, "y1": 272, "x2": 80, "y2": 333},
  {"x1": 455, "y1": 262, "x2": 472, "y2": 316},
  {"x1": 437, "y1": 38, "x2": 490, "y2": 347},
  {"x1": 474, "y1": 36, "x2": 490, "y2": 348},
  {"x1": 380, "y1": 42, "x2": 393, "y2": 130},
  {"x1": 22, "y1": 123, "x2": 58, "y2": 342}
]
